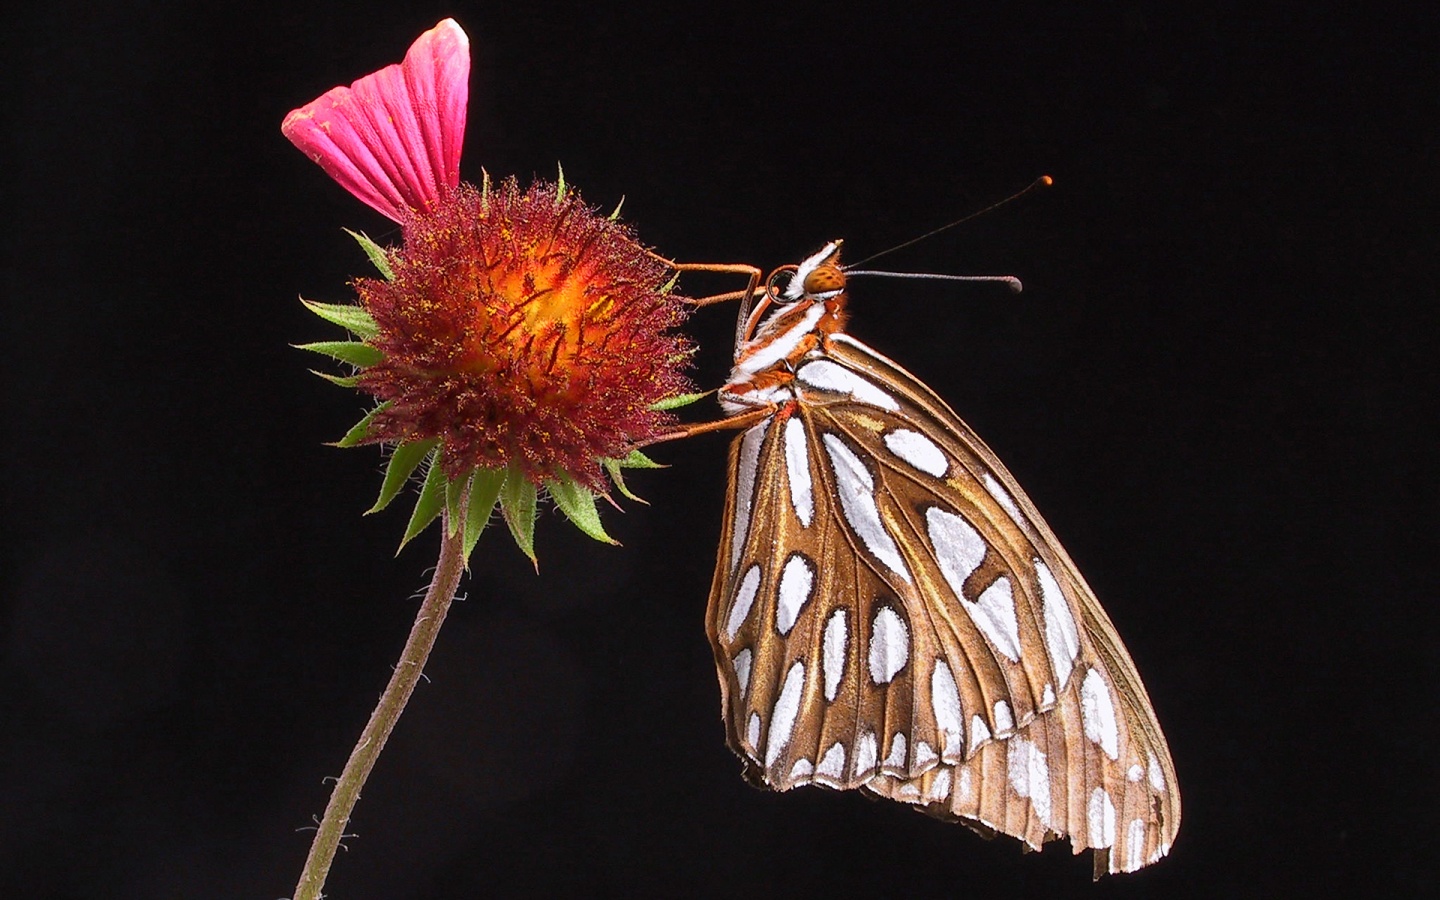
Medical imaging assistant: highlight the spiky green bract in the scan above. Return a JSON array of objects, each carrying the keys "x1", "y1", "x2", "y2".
[
  {"x1": 603, "y1": 449, "x2": 664, "y2": 503},
  {"x1": 369, "y1": 439, "x2": 439, "y2": 514},
  {"x1": 546, "y1": 472, "x2": 615, "y2": 544},
  {"x1": 344, "y1": 229, "x2": 395, "y2": 281},
  {"x1": 295, "y1": 340, "x2": 383, "y2": 367},
  {"x1": 301, "y1": 298, "x2": 380, "y2": 338},
  {"x1": 399, "y1": 453, "x2": 448, "y2": 552},
  {"x1": 464, "y1": 467, "x2": 507, "y2": 560},
  {"x1": 499, "y1": 462, "x2": 539, "y2": 564},
  {"x1": 332, "y1": 402, "x2": 391, "y2": 448}
]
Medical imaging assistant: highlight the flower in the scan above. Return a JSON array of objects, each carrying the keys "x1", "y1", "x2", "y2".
[
  {"x1": 282, "y1": 18, "x2": 468, "y2": 222},
  {"x1": 284, "y1": 20, "x2": 695, "y2": 561}
]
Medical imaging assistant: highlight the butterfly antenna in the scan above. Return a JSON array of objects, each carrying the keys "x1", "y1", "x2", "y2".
[
  {"x1": 844, "y1": 270, "x2": 1024, "y2": 293},
  {"x1": 844, "y1": 175, "x2": 1053, "y2": 270}
]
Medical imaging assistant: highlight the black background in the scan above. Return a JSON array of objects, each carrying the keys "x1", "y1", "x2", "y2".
[{"x1": 3, "y1": 1, "x2": 1432, "y2": 897}]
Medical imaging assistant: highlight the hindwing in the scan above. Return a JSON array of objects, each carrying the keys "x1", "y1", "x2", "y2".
[{"x1": 704, "y1": 334, "x2": 1179, "y2": 875}]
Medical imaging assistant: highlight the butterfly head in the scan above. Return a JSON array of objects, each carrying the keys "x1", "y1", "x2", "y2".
[
  {"x1": 736, "y1": 241, "x2": 850, "y2": 350},
  {"x1": 780, "y1": 240, "x2": 847, "y2": 302}
]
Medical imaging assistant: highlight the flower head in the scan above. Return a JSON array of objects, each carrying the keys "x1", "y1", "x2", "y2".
[
  {"x1": 285, "y1": 20, "x2": 695, "y2": 560},
  {"x1": 357, "y1": 177, "x2": 691, "y2": 490}
]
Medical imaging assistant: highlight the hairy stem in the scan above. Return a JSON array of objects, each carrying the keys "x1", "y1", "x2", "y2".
[{"x1": 292, "y1": 513, "x2": 466, "y2": 900}]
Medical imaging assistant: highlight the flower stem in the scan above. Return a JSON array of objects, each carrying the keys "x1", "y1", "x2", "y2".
[{"x1": 292, "y1": 512, "x2": 467, "y2": 900}]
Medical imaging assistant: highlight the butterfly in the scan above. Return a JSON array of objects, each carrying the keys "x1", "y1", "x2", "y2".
[{"x1": 695, "y1": 240, "x2": 1179, "y2": 876}]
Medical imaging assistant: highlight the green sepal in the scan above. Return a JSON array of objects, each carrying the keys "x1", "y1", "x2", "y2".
[
  {"x1": 602, "y1": 459, "x2": 643, "y2": 503},
  {"x1": 659, "y1": 272, "x2": 680, "y2": 294},
  {"x1": 603, "y1": 449, "x2": 665, "y2": 503},
  {"x1": 463, "y1": 467, "x2": 507, "y2": 562},
  {"x1": 613, "y1": 448, "x2": 664, "y2": 469},
  {"x1": 608, "y1": 195, "x2": 626, "y2": 221},
  {"x1": 499, "y1": 464, "x2": 539, "y2": 565},
  {"x1": 444, "y1": 468, "x2": 467, "y2": 538},
  {"x1": 331, "y1": 402, "x2": 391, "y2": 447},
  {"x1": 294, "y1": 340, "x2": 382, "y2": 368},
  {"x1": 650, "y1": 391, "x2": 709, "y2": 411},
  {"x1": 367, "y1": 438, "x2": 438, "y2": 514},
  {"x1": 344, "y1": 229, "x2": 394, "y2": 281},
  {"x1": 300, "y1": 298, "x2": 379, "y2": 339},
  {"x1": 555, "y1": 162, "x2": 566, "y2": 203},
  {"x1": 309, "y1": 369, "x2": 360, "y2": 388},
  {"x1": 480, "y1": 168, "x2": 492, "y2": 211},
  {"x1": 547, "y1": 474, "x2": 617, "y2": 545},
  {"x1": 398, "y1": 450, "x2": 446, "y2": 552}
]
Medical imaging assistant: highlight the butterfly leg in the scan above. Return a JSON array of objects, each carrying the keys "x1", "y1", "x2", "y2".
[
  {"x1": 636, "y1": 406, "x2": 777, "y2": 447},
  {"x1": 646, "y1": 253, "x2": 764, "y2": 307}
]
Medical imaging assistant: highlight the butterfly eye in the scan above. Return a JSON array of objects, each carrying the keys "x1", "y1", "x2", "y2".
[{"x1": 803, "y1": 264, "x2": 846, "y2": 295}]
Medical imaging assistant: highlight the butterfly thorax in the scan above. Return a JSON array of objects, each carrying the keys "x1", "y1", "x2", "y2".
[{"x1": 719, "y1": 241, "x2": 850, "y2": 415}]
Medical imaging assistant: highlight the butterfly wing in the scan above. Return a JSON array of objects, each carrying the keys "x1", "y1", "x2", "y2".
[{"x1": 705, "y1": 334, "x2": 1179, "y2": 875}]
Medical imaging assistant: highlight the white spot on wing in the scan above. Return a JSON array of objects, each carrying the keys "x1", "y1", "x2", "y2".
[
  {"x1": 926, "y1": 506, "x2": 985, "y2": 584},
  {"x1": 822, "y1": 609, "x2": 848, "y2": 701},
  {"x1": 1127, "y1": 764, "x2": 1144, "y2": 782},
  {"x1": 1148, "y1": 754, "x2": 1166, "y2": 792},
  {"x1": 1081, "y1": 668, "x2": 1121, "y2": 759},
  {"x1": 730, "y1": 422, "x2": 770, "y2": 572},
  {"x1": 928, "y1": 768, "x2": 952, "y2": 801},
  {"x1": 725, "y1": 565, "x2": 762, "y2": 640},
  {"x1": 868, "y1": 606, "x2": 910, "y2": 684},
  {"x1": 1124, "y1": 819, "x2": 1146, "y2": 872},
  {"x1": 764, "y1": 661, "x2": 807, "y2": 766},
  {"x1": 926, "y1": 507, "x2": 1022, "y2": 661},
  {"x1": 993, "y1": 700, "x2": 1014, "y2": 737},
  {"x1": 931, "y1": 660, "x2": 964, "y2": 762},
  {"x1": 970, "y1": 715, "x2": 992, "y2": 751},
  {"x1": 1041, "y1": 683, "x2": 1056, "y2": 708},
  {"x1": 855, "y1": 731, "x2": 878, "y2": 778},
  {"x1": 882, "y1": 428, "x2": 948, "y2": 477},
  {"x1": 797, "y1": 360, "x2": 901, "y2": 411},
  {"x1": 733, "y1": 648, "x2": 752, "y2": 699},
  {"x1": 822, "y1": 435, "x2": 912, "y2": 582},
  {"x1": 745, "y1": 712, "x2": 760, "y2": 752},
  {"x1": 914, "y1": 741, "x2": 937, "y2": 769},
  {"x1": 1037, "y1": 561, "x2": 1079, "y2": 689},
  {"x1": 1088, "y1": 787, "x2": 1116, "y2": 848},
  {"x1": 790, "y1": 758, "x2": 814, "y2": 780},
  {"x1": 957, "y1": 765, "x2": 973, "y2": 801},
  {"x1": 782, "y1": 416, "x2": 814, "y2": 527},
  {"x1": 973, "y1": 577, "x2": 1022, "y2": 662},
  {"x1": 982, "y1": 473, "x2": 1023, "y2": 524},
  {"x1": 1006, "y1": 737, "x2": 1052, "y2": 826},
  {"x1": 816, "y1": 742, "x2": 847, "y2": 783},
  {"x1": 775, "y1": 553, "x2": 815, "y2": 635},
  {"x1": 884, "y1": 733, "x2": 907, "y2": 771}
]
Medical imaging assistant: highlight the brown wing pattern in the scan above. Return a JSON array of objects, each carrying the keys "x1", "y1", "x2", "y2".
[{"x1": 704, "y1": 335, "x2": 1179, "y2": 875}]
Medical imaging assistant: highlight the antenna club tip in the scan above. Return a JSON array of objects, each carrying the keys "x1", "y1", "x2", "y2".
[
  {"x1": 1008, "y1": 278, "x2": 1024, "y2": 293},
  {"x1": 1040, "y1": 175, "x2": 1054, "y2": 187}
]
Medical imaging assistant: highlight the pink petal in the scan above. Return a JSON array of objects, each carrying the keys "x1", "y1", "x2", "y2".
[{"x1": 282, "y1": 19, "x2": 470, "y2": 221}]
